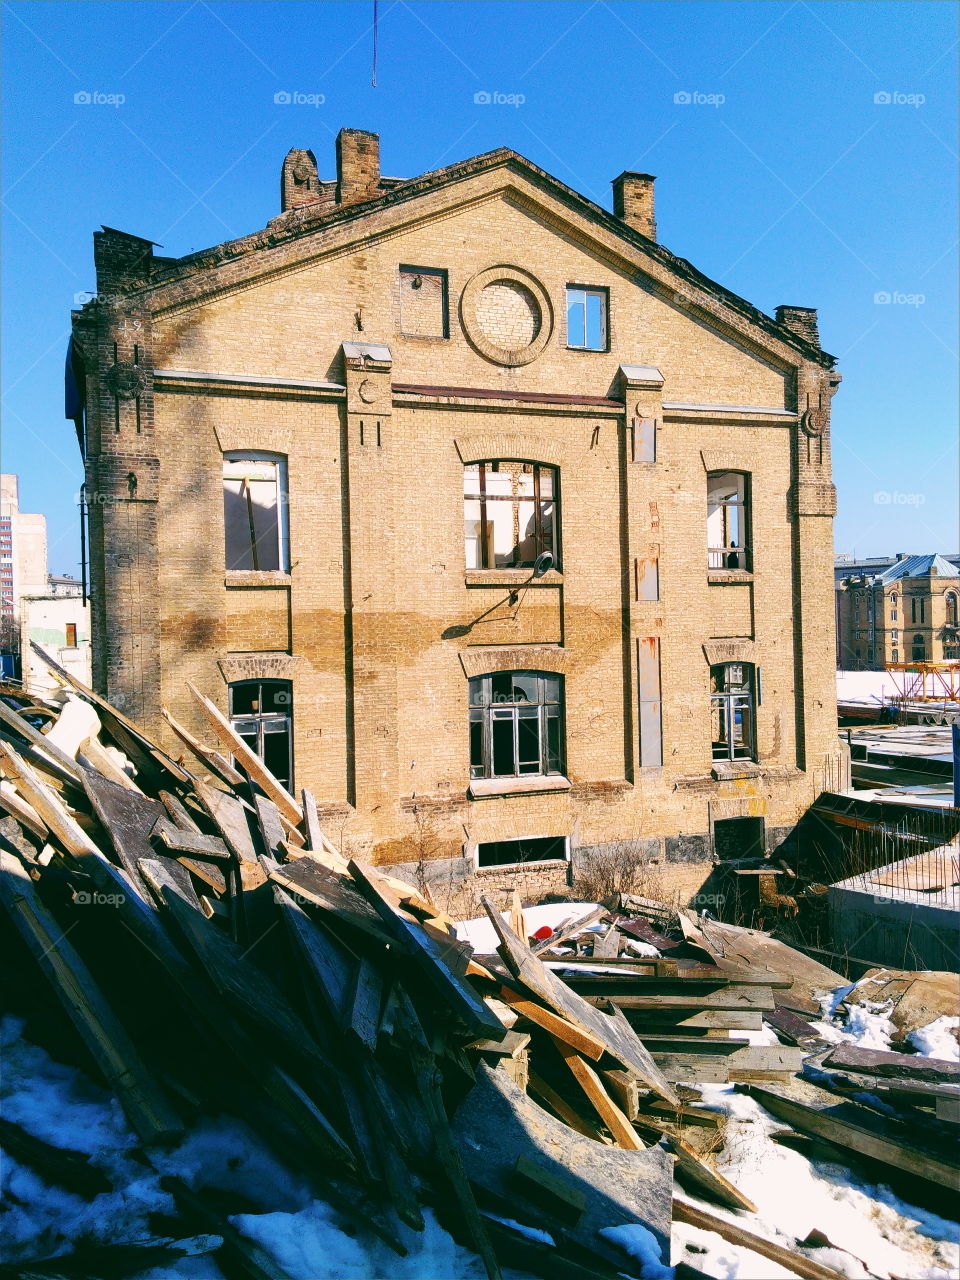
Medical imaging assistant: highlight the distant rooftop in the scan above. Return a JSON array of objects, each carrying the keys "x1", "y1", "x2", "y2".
[
  {"x1": 834, "y1": 552, "x2": 960, "y2": 582},
  {"x1": 876, "y1": 553, "x2": 960, "y2": 584}
]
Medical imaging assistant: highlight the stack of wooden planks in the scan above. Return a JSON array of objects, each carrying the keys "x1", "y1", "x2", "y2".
[{"x1": 0, "y1": 649, "x2": 749, "y2": 1280}]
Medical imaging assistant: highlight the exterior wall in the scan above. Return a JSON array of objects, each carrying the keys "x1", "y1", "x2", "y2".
[
  {"x1": 21, "y1": 595, "x2": 92, "y2": 694},
  {"x1": 0, "y1": 474, "x2": 48, "y2": 647},
  {"x1": 828, "y1": 884, "x2": 959, "y2": 971},
  {"x1": 76, "y1": 140, "x2": 843, "y2": 908}
]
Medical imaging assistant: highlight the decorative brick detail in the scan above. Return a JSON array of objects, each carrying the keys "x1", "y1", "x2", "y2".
[
  {"x1": 217, "y1": 652, "x2": 302, "y2": 683},
  {"x1": 459, "y1": 266, "x2": 553, "y2": 366},
  {"x1": 458, "y1": 646, "x2": 570, "y2": 679}
]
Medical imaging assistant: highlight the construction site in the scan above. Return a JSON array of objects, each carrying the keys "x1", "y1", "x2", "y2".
[{"x1": 0, "y1": 646, "x2": 957, "y2": 1280}]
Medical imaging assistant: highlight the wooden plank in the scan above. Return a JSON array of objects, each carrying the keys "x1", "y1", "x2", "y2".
[
  {"x1": 528, "y1": 1069, "x2": 605, "y2": 1139},
  {"x1": 767, "y1": 1003, "x2": 828, "y2": 1047},
  {"x1": 78, "y1": 734, "x2": 142, "y2": 791},
  {"x1": 269, "y1": 855, "x2": 393, "y2": 946},
  {"x1": 274, "y1": 885, "x2": 355, "y2": 1029},
  {"x1": 153, "y1": 818, "x2": 231, "y2": 862},
  {"x1": 0, "y1": 782, "x2": 48, "y2": 840},
  {"x1": 648, "y1": 1055, "x2": 730, "y2": 1083},
  {"x1": 253, "y1": 794, "x2": 286, "y2": 861},
  {"x1": 650, "y1": 1129, "x2": 757, "y2": 1212},
  {"x1": 28, "y1": 642, "x2": 192, "y2": 785},
  {"x1": 601, "y1": 1068, "x2": 640, "y2": 1120},
  {"x1": 481, "y1": 896, "x2": 681, "y2": 1107},
  {"x1": 607, "y1": 913, "x2": 680, "y2": 951},
  {"x1": 0, "y1": 697, "x2": 84, "y2": 780},
  {"x1": 626, "y1": 1010, "x2": 764, "y2": 1030},
  {"x1": 158, "y1": 789, "x2": 202, "y2": 831},
  {"x1": 0, "y1": 847, "x2": 182, "y2": 1145},
  {"x1": 138, "y1": 857, "x2": 202, "y2": 911},
  {"x1": 81, "y1": 769, "x2": 165, "y2": 898},
  {"x1": 936, "y1": 1095, "x2": 960, "y2": 1124},
  {"x1": 194, "y1": 779, "x2": 265, "y2": 891},
  {"x1": 745, "y1": 1084, "x2": 960, "y2": 1191},
  {"x1": 346, "y1": 954, "x2": 383, "y2": 1053},
  {"x1": 161, "y1": 707, "x2": 245, "y2": 787},
  {"x1": 188, "y1": 683, "x2": 302, "y2": 826},
  {"x1": 300, "y1": 786, "x2": 325, "y2": 851},
  {"x1": 512, "y1": 1151, "x2": 588, "y2": 1219},
  {"x1": 593, "y1": 926, "x2": 621, "y2": 959},
  {"x1": 161, "y1": 1176, "x2": 294, "y2": 1280},
  {"x1": 0, "y1": 1116, "x2": 112, "y2": 1199},
  {"x1": 823, "y1": 1042, "x2": 960, "y2": 1083},
  {"x1": 553, "y1": 1039, "x2": 645, "y2": 1150},
  {"x1": 594, "y1": 988, "x2": 776, "y2": 1011},
  {"x1": 636, "y1": 1100, "x2": 724, "y2": 1128},
  {"x1": 350, "y1": 862, "x2": 506, "y2": 1043},
  {"x1": 651, "y1": 1045, "x2": 804, "y2": 1073},
  {"x1": 673, "y1": 1198, "x2": 849, "y2": 1280},
  {"x1": 509, "y1": 888, "x2": 526, "y2": 940},
  {"x1": 498, "y1": 988, "x2": 606, "y2": 1061},
  {"x1": 0, "y1": 742, "x2": 100, "y2": 857}
]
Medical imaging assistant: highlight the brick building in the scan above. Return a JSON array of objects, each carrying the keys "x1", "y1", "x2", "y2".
[
  {"x1": 836, "y1": 554, "x2": 960, "y2": 670},
  {"x1": 71, "y1": 129, "x2": 843, "y2": 907}
]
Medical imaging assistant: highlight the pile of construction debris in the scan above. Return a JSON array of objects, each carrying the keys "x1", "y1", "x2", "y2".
[{"x1": 0, "y1": 645, "x2": 957, "y2": 1280}]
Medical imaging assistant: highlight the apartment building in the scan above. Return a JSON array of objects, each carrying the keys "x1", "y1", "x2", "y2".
[
  {"x1": 70, "y1": 129, "x2": 843, "y2": 904},
  {"x1": 837, "y1": 554, "x2": 960, "y2": 670}
]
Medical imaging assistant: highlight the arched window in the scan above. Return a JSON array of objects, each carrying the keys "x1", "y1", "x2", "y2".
[
  {"x1": 946, "y1": 592, "x2": 958, "y2": 627},
  {"x1": 223, "y1": 453, "x2": 289, "y2": 572},
  {"x1": 710, "y1": 663, "x2": 755, "y2": 762},
  {"x1": 469, "y1": 671, "x2": 563, "y2": 779},
  {"x1": 707, "y1": 472, "x2": 750, "y2": 570},
  {"x1": 464, "y1": 461, "x2": 558, "y2": 569},
  {"x1": 229, "y1": 679, "x2": 293, "y2": 789}
]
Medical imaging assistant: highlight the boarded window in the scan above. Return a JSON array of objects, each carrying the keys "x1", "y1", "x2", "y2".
[
  {"x1": 477, "y1": 835, "x2": 568, "y2": 868},
  {"x1": 464, "y1": 461, "x2": 559, "y2": 570},
  {"x1": 223, "y1": 454, "x2": 288, "y2": 572},
  {"x1": 637, "y1": 637, "x2": 663, "y2": 768},
  {"x1": 64, "y1": 622, "x2": 78, "y2": 648},
  {"x1": 399, "y1": 265, "x2": 448, "y2": 337}
]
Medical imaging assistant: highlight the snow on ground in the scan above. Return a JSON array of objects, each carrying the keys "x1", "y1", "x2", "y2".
[
  {"x1": 673, "y1": 1083, "x2": 960, "y2": 1280},
  {"x1": 454, "y1": 901, "x2": 601, "y2": 953},
  {"x1": 0, "y1": 1017, "x2": 540, "y2": 1280},
  {"x1": 908, "y1": 1015, "x2": 960, "y2": 1061}
]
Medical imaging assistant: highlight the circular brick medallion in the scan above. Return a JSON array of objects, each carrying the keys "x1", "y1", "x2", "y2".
[{"x1": 460, "y1": 266, "x2": 553, "y2": 366}]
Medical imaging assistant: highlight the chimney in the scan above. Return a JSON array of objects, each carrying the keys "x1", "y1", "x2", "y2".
[
  {"x1": 281, "y1": 148, "x2": 325, "y2": 212},
  {"x1": 336, "y1": 128, "x2": 380, "y2": 206},
  {"x1": 775, "y1": 305, "x2": 820, "y2": 349},
  {"x1": 612, "y1": 172, "x2": 656, "y2": 240}
]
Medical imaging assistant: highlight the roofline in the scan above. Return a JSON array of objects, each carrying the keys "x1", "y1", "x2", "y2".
[{"x1": 94, "y1": 145, "x2": 836, "y2": 368}]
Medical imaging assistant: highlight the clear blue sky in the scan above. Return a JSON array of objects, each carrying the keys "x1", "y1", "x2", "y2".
[{"x1": 3, "y1": 0, "x2": 957, "y2": 574}]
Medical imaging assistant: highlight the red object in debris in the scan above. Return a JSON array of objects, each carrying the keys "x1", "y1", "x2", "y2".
[{"x1": 532, "y1": 925, "x2": 553, "y2": 941}]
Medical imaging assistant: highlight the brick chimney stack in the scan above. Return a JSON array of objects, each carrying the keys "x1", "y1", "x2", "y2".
[
  {"x1": 612, "y1": 172, "x2": 656, "y2": 240},
  {"x1": 336, "y1": 128, "x2": 380, "y2": 206},
  {"x1": 281, "y1": 148, "x2": 325, "y2": 212},
  {"x1": 776, "y1": 305, "x2": 821, "y2": 349}
]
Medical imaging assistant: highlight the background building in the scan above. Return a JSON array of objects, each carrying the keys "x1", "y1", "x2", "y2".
[
  {"x1": 71, "y1": 129, "x2": 843, "y2": 907},
  {"x1": 0, "y1": 474, "x2": 48, "y2": 669},
  {"x1": 836, "y1": 553, "x2": 960, "y2": 669}
]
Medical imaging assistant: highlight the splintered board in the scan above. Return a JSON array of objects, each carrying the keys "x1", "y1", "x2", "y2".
[{"x1": 481, "y1": 896, "x2": 681, "y2": 1106}]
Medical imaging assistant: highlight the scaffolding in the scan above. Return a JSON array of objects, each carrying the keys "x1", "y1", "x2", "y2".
[{"x1": 886, "y1": 662, "x2": 960, "y2": 704}]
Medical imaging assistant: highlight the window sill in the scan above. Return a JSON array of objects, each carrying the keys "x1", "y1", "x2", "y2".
[
  {"x1": 469, "y1": 775, "x2": 571, "y2": 799},
  {"x1": 565, "y1": 345, "x2": 609, "y2": 355},
  {"x1": 225, "y1": 571, "x2": 292, "y2": 588},
  {"x1": 707, "y1": 569, "x2": 754, "y2": 585},
  {"x1": 475, "y1": 858, "x2": 569, "y2": 876},
  {"x1": 711, "y1": 760, "x2": 763, "y2": 781},
  {"x1": 464, "y1": 569, "x2": 563, "y2": 587}
]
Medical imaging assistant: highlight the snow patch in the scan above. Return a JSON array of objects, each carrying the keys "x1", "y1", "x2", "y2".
[
  {"x1": 455, "y1": 902, "x2": 600, "y2": 954},
  {"x1": 908, "y1": 1016, "x2": 960, "y2": 1062},
  {"x1": 599, "y1": 1222, "x2": 673, "y2": 1278}
]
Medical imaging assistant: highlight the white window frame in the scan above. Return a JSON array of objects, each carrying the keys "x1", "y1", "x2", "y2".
[
  {"x1": 223, "y1": 451, "x2": 289, "y2": 572},
  {"x1": 565, "y1": 286, "x2": 608, "y2": 351}
]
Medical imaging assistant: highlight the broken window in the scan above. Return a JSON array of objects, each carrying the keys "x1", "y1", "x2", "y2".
[
  {"x1": 223, "y1": 454, "x2": 288, "y2": 572},
  {"x1": 710, "y1": 662, "x2": 755, "y2": 761},
  {"x1": 229, "y1": 679, "x2": 293, "y2": 790},
  {"x1": 477, "y1": 835, "x2": 568, "y2": 868},
  {"x1": 469, "y1": 671, "x2": 564, "y2": 780},
  {"x1": 707, "y1": 472, "x2": 750, "y2": 570},
  {"x1": 464, "y1": 461, "x2": 559, "y2": 569},
  {"x1": 566, "y1": 286, "x2": 607, "y2": 350},
  {"x1": 399, "y1": 265, "x2": 448, "y2": 337}
]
